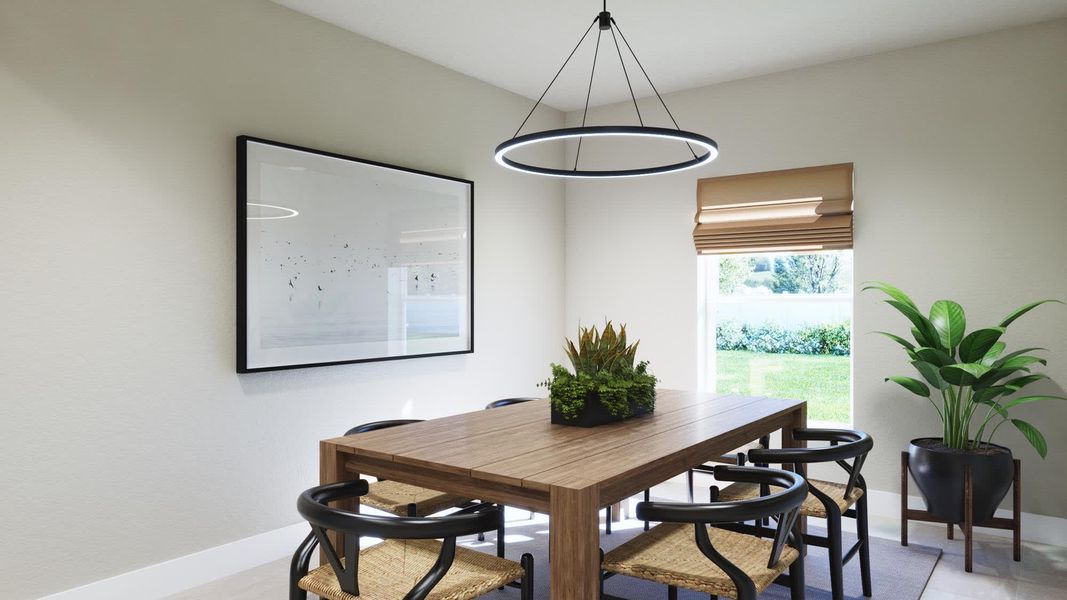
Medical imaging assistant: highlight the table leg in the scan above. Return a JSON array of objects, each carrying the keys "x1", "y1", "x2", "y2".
[
  {"x1": 549, "y1": 485, "x2": 601, "y2": 600},
  {"x1": 782, "y1": 404, "x2": 808, "y2": 537},
  {"x1": 611, "y1": 501, "x2": 624, "y2": 522},
  {"x1": 319, "y1": 442, "x2": 353, "y2": 563}
]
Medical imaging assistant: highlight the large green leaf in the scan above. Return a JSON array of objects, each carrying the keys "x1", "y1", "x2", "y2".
[
  {"x1": 974, "y1": 366, "x2": 1033, "y2": 389},
  {"x1": 999, "y1": 299, "x2": 1063, "y2": 328},
  {"x1": 887, "y1": 300, "x2": 941, "y2": 349},
  {"x1": 998, "y1": 355, "x2": 1048, "y2": 371},
  {"x1": 873, "y1": 331, "x2": 916, "y2": 351},
  {"x1": 958, "y1": 328, "x2": 1005, "y2": 363},
  {"x1": 886, "y1": 376, "x2": 931, "y2": 398},
  {"x1": 940, "y1": 362, "x2": 991, "y2": 386},
  {"x1": 973, "y1": 386, "x2": 1010, "y2": 404},
  {"x1": 1011, "y1": 419, "x2": 1048, "y2": 458},
  {"x1": 1000, "y1": 395, "x2": 1067, "y2": 410},
  {"x1": 1003, "y1": 374, "x2": 1049, "y2": 392},
  {"x1": 914, "y1": 347, "x2": 954, "y2": 367},
  {"x1": 930, "y1": 300, "x2": 966, "y2": 349},
  {"x1": 862, "y1": 281, "x2": 919, "y2": 310},
  {"x1": 980, "y1": 342, "x2": 1006, "y2": 366},
  {"x1": 993, "y1": 347, "x2": 1046, "y2": 367},
  {"x1": 911, "y1": 360, "x2": 948, "y2": 390}
]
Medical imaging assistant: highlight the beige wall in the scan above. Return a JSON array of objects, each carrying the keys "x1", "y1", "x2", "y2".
[
  {"x1": 0, "y1": 1, "x2": 565, "y2": 598},
  {"x1": 565, "y1": 20, "x2": 1067, "y2": 517}
]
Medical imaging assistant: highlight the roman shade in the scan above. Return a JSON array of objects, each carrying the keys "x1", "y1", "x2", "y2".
[{"x1": 693, "y1": 163, "x2": 854, "y2": 255}]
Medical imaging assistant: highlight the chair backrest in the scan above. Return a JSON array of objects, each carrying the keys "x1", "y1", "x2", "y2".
[
  {"x1": 485, "y1": 397, "x2": 537, "y2": 410},
  {"x1": 294, "y1": 480, "x2": 501, "y2": 599},
  {"x1": 637, "y1": 465, "x2": 807, "y2": 579},
  {"x1": 344, "y1": 419, "x2": 423, "y2": 436},
  {"x1": 747, "y1": 428, "x2": 873, "y2": 499}
]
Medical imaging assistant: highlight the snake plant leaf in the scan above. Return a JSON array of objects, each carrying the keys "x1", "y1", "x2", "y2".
[
  {"x1": 929, "y1": 300, "x2": 966, "y2": 350},
  {"x1": 886, "y1": 376, "x2": 931, "y2": 397},
  {"x1": 999, "y1": 299, "x2": 1064, "y2": 328},
  {"x1": 939, "y1": 362, "x2": 991, "y2": 386},
  {"x1": 914, "y1": 347, "x2": 955, "y2": 367},
  {"x1": 886, "y1": 300, "x2": 942, "y2": 349},
  {"x1": 863, "y1": 281, "x2": 919, "y2": 310},
  {"x1": 1003, "y1": 373, "x2": 1049, "y2": 392},
  {"x1": 1011, "y1": 419, "x2": 1048, "y2": 458},
  {"x1": 873, "y1": 331, "x2": 916, "y2": 351},
  {"x1": 1001, "y1": 395, "x2": 1067, "y2": 410},
  {"x1": 980, "y1": 342, "x2": 1007, "y2": 366},
  {"x1": 958, "y1": 328, "x2": 1005, "y2": 363},
  {"x1": 911, "y1": 360, "x2": 948, "y2": 390}
]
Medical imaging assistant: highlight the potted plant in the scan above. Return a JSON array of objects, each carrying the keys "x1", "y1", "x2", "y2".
[
  {"x1": 866, "y1": 281, "x2": 1063, "y2": 522},
  {"x1": 542, "y1": 321, "x2": 658, "y2": 427}
]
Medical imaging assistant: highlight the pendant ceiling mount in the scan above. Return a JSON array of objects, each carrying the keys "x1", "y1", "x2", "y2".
[{"x1": 495, "y1": 3, "x2": 718, "y2": 178}]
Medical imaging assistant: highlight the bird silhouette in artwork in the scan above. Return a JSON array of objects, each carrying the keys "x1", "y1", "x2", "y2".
[
  {"x1": 318, "y1": 285, "x2": 323, "y2": 291},
  {"x1": 289, "y1": 279, "x2": 294, "y2": 289}
]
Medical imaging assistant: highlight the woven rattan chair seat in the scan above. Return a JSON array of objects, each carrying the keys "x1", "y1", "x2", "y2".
[
  {"x1": 602, "y1": 523, "x2": 798, "y2": 598},
  {"x1": 715, "y1": 479, "x2": 863, "y2": 518},
  {"x1": 298, "y1": 539, "x2": 524, "y2": 600},
  {"x1": 361, "y1": 480, "x2": 469, "y2": 517}
]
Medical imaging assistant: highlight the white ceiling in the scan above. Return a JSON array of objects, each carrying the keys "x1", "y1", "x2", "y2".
[{"x1": 273, "y1": 0, "x2": 1067, "y2": 112}]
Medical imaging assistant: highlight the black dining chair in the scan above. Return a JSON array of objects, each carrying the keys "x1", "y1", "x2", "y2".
[
  {"x1": 344, "y1": 420, "x2": 505, "y2": 556},
  {"x1": 290, "y1": 480, "x2": 534, "y2": 600},
  {"x1": 717, "y1": 428, "x2": 874, "y2": 600},
  {"x1": 602, "y1": 465, "x2": 807, "y2": 600}
]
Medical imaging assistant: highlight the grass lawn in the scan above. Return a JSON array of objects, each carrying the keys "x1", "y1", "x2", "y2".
[{"x1": 716, "y1": 350, "x2": 851, "y2": 424}]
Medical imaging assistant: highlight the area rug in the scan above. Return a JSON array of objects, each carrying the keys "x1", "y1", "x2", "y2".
[{"x1": 458, "y1": 518, "x2": 941, "y2": 599}]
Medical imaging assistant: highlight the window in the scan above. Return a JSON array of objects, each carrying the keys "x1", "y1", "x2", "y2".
[{"x1": 699, "y1": 250, "x2": 853, "y2": 425}]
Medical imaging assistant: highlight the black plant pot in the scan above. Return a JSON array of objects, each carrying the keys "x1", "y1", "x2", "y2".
[
  {"x1": 908, "y1": 437, "x2": 1014, "y2": 523},
  {"x1": 550, "y1": 393, "x2": 653, "y2": 428}
]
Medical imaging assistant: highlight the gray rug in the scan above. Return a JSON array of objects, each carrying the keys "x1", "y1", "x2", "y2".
[{"x1": 458, "y1": 519, "x2": 941, "y2": 599}]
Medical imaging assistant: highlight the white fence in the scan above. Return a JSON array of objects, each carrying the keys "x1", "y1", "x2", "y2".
[{"x1": 715, "y1": 294, "x2": 851, "y2": 329}]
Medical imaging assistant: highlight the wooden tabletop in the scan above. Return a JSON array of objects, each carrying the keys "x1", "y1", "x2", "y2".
[{"x1": 323, "y1": 389, "x2": 804, "y2": 508}]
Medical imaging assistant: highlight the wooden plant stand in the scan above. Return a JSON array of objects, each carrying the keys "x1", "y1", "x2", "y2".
[{"x1": 900, "y1": 452, "x2": 1021, "y2": 572}]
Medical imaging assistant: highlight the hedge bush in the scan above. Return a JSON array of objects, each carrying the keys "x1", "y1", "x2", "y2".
[{"x1": 716, "y1": 320, "x2": 850, "y2": 356}]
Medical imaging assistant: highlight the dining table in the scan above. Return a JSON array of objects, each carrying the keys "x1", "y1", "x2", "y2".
[{"x1": 319, "y1": 388, "x2": 806, "y2": 600}]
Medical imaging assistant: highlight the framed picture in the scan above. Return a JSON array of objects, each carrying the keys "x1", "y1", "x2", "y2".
[{"x1": 237, "y1": 136, "x2": 473, "y2": 372}]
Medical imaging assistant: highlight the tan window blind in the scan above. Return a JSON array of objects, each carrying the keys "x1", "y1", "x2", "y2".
[{"x1": 693, "y1": 163, "x2": 853, "y2": 255}]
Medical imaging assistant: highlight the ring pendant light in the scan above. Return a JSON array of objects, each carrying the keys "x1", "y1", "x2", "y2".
[{"x1": 495, "y1": 3, "x2": 718, "y2": 178}]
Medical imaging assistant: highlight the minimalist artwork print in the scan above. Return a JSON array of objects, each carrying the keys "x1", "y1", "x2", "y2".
[{"x1": 237, "y1": 136, "x2": 473, "y2": 372}]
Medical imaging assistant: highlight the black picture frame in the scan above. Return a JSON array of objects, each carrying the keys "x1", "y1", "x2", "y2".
[{"x1": 237, "y1": 135, "x2": 474, "y2": 373}]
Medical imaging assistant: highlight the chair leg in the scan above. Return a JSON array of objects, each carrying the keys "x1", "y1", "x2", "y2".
[
  {"x1": 497, "y1": 506, "x2": 506, "y2": 557},
  {"x1": 857, "y1": 492, "x2": 873, "y2": 597},
  {"x1": 827, "y1": 507, "x2": 845, "y2": 600},
  {"x1": 667, "y1": 584, "x2": 678, "y2": 600},
  {"x1": 947, "y1": 523, "x2": 954, "y2": 540},
  {"x1": 520, "y1": 553, "x2": 534, "y2": 600},
  {"x1": 605, "y1": 505, "x2": 612, "y2": 535},
  {"x1": 789, "y1": 554, "x2": 805, "y2": 600},
  {"x1": 644, "y1": 488, "x2": 651, "y2": 531},
  {"x1": 687, "y1": 469, "x2": 695, "y2": 503}
]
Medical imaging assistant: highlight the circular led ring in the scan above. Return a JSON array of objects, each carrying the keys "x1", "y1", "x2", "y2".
[{"x1": 494, "y1": 125, "x2": 718, "y2": 178}]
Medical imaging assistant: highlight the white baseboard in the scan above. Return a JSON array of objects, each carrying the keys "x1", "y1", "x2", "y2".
[
  {"x1": 39, "y1": 522, "x2": 310, "y2": 600},
  {"x1": 38, "y1": 488, "x2": 1067, "y2": 599}
]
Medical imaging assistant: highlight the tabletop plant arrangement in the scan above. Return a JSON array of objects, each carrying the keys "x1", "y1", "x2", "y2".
[
  {"x1": 866, "y1": 281, "x2": 1063, "y2": 522},
  {"x1": 542, "y1": 321, "x2": 658, "y2": 427}
]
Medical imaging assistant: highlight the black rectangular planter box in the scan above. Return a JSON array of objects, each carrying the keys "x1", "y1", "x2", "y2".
[{"x1": 550, "y1": 395, "x2": 653, "y2": 428}]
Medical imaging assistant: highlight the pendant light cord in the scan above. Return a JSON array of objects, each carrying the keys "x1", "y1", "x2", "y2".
[
  {"x1": 573, "y1": 28, "x2": 603, "y2": 170},
  {"x1": 609, "y1": 25, "x2": 643, "y2": 127},
  {"x1": 611, "y1": 17, "x2": 698, "y2": 159},
  {"x1": 512, "y1": 17, "x2": 598, "y2": 138}
]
